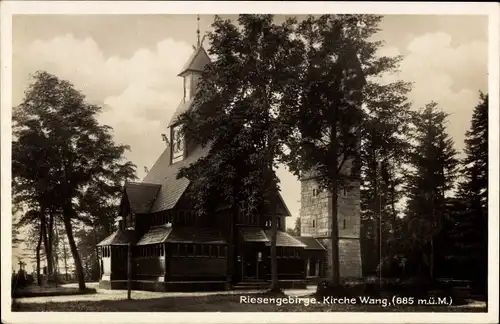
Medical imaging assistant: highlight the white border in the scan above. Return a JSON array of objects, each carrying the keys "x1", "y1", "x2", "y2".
[{"x1": 1, "y1": 1, "x2": 499, "y2": 324}]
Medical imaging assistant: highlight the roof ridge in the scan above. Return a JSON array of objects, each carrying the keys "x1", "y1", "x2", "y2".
[{"x1": 126, "y1": 181, "x2": 161, "y2": 187}]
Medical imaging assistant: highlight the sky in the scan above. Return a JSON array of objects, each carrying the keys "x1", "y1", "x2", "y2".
[{"x1": 11, "y1": 14, "x2": 488, "y2": 268}]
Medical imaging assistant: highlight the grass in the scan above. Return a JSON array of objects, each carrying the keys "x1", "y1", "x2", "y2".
[
  {"x1": 12, "y1": 293, "x2": 487, "y2": 312},
  {"x1": 12, "y1": 286, "x2": 97, "y2": 298}
]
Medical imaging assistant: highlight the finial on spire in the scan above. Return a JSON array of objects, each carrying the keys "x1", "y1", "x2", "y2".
[{"x1": 196, "y1": 15, "x2": 201, "y2": 48}]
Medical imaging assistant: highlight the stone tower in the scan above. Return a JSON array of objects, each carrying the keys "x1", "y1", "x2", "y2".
[
  {"x1": 299, "y1": 42, "x2": 365, "y2": 280},
  {"x1": 300, "y1": 171, "x2": 362, "y2": 279}
]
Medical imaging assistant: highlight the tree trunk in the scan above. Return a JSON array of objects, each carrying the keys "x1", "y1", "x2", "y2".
[
  {"x1": 265, "y1": 130, "x2": 280, "y2": 293},
  {"x1": 36, "y1": 223, "x2": 43, "y2": 286},
  {"x1": 62, "y1": 233, "x2": 69, "y2": 280},
  {"x1": 92, "y1": 227, "x2": 101, "y2": 281},
  {"x1": 44, "y1": 213, "x2": 54, "y2": 280},
  {"x1": 330, "y1": 183, "x2": 341, "y2": 286},
  {"x1": 228, "y1": 204, "x2": 237, "y2": 285},
  {"x1": 62, "y1": 209, "x2": 86, "y2": 291},
  {"x1": 330, "y1": 119, "x2": 341, "y2": 286},
  {"x1": 53, "y1": 219, "x2": 61, "y2": 282},
  {"x1": 269, "y1": 181, "x2": 279, "y2": 292}
]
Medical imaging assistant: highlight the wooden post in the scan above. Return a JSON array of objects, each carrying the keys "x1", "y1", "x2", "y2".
[{"x1": 127, "y1": 243, "x2": 132, "y2": 300}]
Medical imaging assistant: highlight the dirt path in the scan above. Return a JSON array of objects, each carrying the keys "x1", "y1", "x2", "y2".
[{"x1": 14, "y1": 283, "x2": 316, "y2": 304}]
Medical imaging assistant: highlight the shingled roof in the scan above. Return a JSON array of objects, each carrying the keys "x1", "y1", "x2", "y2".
[
  {"x1": 136, "y1": 225, "x2": 173, "y2": 245},
  {"x1": 168, "y1": 98, "x2": 193, "y2": 127},
  {"x1": 97, "y1": 230, "x2": 132, "y2": 246},
  {"x1": 142, "y1": 143, "x2": 210, "y2": 213},
  {"x1": 124, "y1": 182, "x2": 161, "y2": 214},
  {"x1": 239, "y1": 227, "x2": 270, "y2": 243},
  {"x1": 238, "y1": 228, "x2": 306, "y2": 248},
  {"x1": 293, "y1": 236, "x2": 326, "y2": 250},
  {"x1": 264, "y1": 230, "x2": 307, "y2": 248},
  {"x1": 177, "y1": 46, "x2": 211, "y2": 77}
]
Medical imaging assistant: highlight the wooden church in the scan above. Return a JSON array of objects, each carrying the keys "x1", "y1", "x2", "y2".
[{"x1": 97, "y1": 37, "x2": 328, "y2": 292}]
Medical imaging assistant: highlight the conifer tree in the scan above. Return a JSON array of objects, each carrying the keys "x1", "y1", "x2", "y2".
[
  {"x1": 450, "y1": 93, "x2": 488, "y2": 290},
  {"x1": 404, "y1": 102, "x2": 458, "y2": 280}
]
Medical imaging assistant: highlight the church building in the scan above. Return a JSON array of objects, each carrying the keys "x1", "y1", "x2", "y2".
[{"x1": 97, "y1": 25, "x2": 364, "y2": 292}]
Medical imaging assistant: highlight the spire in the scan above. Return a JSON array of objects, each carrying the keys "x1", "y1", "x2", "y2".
[{"x1": 196, "y1": 15, "x2": 201, "y2": 48}]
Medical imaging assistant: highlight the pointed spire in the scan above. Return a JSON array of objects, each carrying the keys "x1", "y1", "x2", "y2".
[{"x1": 196, "y1": 15, "x2": 201, "y2": 48}]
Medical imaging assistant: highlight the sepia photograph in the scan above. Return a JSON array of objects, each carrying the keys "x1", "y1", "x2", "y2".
[{"x1": 1, "y1": 1, "x2": 498, "y2": 324}]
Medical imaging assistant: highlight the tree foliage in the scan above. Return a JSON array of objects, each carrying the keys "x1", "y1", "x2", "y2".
[
  {"x1": 448, "y1": 93, "x2": 488, "y2": 290},
  {"x1": 178, "y1": 14, "x2": 304, "y2": 292},
  {"x1": 12, "y1": 71, "x2": 137, "y2": 290},
  {"x1": 403, "y1": 102, "x2": 459, "y2": 279}
]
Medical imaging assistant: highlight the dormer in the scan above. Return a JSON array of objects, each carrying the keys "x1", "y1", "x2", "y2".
[{"x1": 168, "y1": 44, "x2": 211, "y2": 164}]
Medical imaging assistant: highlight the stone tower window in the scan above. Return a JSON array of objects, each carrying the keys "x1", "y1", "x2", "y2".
[
  {"x1": 312, "y1": 219, "x2": 316, "y2": 228},
  {"x1": 343, "y1": 218, "x2": 346, "y2": 229}
]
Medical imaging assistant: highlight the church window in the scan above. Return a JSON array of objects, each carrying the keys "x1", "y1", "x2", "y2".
[
  {"x1": 186, "y1": 244, "x2": 194, "y2": 257},
  {"x1": 312, "y1": 219, "x2": 316, "y2": 228},
  {"x1": 171, "y1": 125, "x2": 185, "y2": 163},
  {"x1": 343, "y1": 218, "x2": 347, "y2": 229},
  {"x1": 179, "y1": 244, "x2": 186, "y2": 257},
  {"x1": 217, "y1": 246, "x2": 227, "y2": 258},
  {"x1": 202, "y1": 245, "x2": 209, "y2": 257}
]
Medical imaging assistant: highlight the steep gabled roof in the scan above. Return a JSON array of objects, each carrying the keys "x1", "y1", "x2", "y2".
[
  {"x1": 141, "y1": 143, "x2": 210, "y2": 212},
  {"x1": 177, "y1": 46, "x2": 211, "y2": 77},
  {"x1": 124, "y1": 182, "x2": 161, "y2": 214}
]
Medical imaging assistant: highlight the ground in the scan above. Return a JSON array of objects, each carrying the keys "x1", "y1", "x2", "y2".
[{"x1": 12, "y1": 283, "x2": 487, "y2": 312}]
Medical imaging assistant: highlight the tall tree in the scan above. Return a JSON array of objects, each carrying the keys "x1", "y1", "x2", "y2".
[
  {"x1": 360, "y1": 79, "x2": 412, "y2": 275},
  {"x1": 178, "y1": 15, "x2": 304, "y2": 292},
  {"x1": 451, "y1": 93, "x2": 488, "y2": 290},
  {"x1": 283, "y1": 15, "x2": 404, "y2": 286},
  {"x1": 12, "y1": 71, "x2": 137, "y2": 290},
  {"x1": 404, "y1": 102, "x2": 458, "y2": 280}
]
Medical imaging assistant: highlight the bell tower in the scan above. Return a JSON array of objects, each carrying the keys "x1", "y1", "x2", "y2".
[{"x1": 168, "y1": 15, "x2": 211, "y2": 164}]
